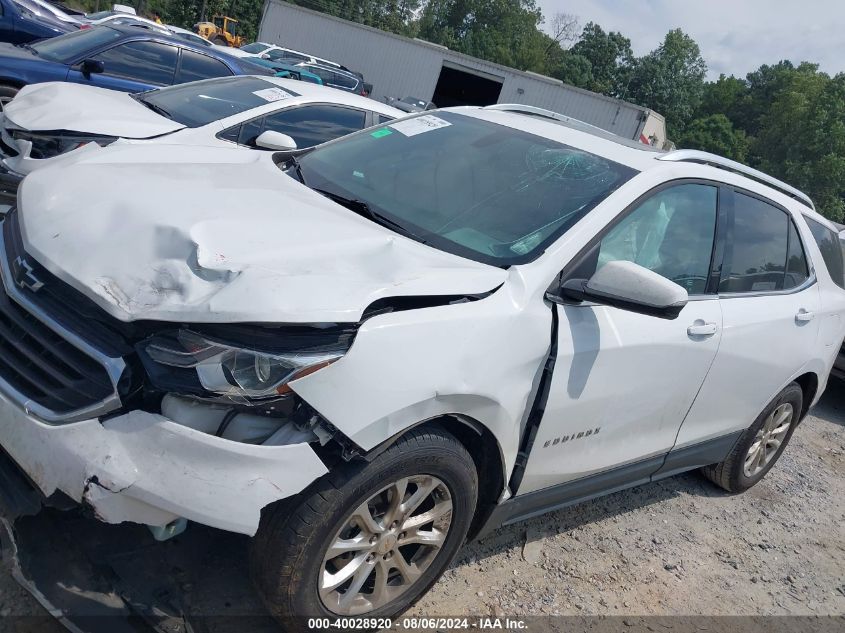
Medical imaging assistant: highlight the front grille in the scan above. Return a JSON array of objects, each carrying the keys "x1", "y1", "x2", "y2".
[{"x1": 0, "y1": 210, "x2": 124, "y2": 420}]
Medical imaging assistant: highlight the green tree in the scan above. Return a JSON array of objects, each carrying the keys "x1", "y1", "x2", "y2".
[
  {"x1": 753, "y1": 71, "x2": 845, "y2": 221},
  {"x1": 292, "y1": 0, "x2": 421, "y2": 36},
  {"x1": 676, "y1": 114, "x2": 749, "y2": 162},
  {"x1": 416, "y1": 0, "x2": 550, "y2": 72},
  {"x1": 625, "y1": 29, "x2": 707, "y2": 137},
  {"x1": 568, "y1": 22, "x2": 633, "y2": 96}
]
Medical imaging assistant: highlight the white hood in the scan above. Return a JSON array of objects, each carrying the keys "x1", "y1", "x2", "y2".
[
  {"x1": 19, "y1": 144, "x2": 506, "y2": 324},
  {"x1": 4, "y1": 83, "x2": 185, "y2": 138}
]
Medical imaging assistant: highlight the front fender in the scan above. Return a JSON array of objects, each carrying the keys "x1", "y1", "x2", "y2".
[{"x1": 291, "y1": 275, "x2": 552, "y2": 479}]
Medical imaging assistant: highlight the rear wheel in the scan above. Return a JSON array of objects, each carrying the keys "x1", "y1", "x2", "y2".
[
  {"x1": 211, "y1": 35, "x2": 228, "y2": 46},
  {"x1": 250, "y1": 427, "x2": 478, "y2": 631},
  {"x1": 701, "y1": 383, "x2": 802, "y2": 492}
]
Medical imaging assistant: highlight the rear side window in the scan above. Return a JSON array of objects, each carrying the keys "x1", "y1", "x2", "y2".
[
  {"x1": 805, "y1": 216, "x2": 845, "y2": 289},
  {"x1": 93, "y1": 41, "x2": 178, "y2": 85},
  {"x1": 721, "y1": 193, "x2": 808, "y2": 293},
  {"x1": 176, "y1": 50, "x2": 231, "y2": 84}
]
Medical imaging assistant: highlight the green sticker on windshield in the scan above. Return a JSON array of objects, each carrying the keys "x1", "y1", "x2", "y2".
[{"x1": 371, "y1": 128, "x2": 393, "y2": 138}]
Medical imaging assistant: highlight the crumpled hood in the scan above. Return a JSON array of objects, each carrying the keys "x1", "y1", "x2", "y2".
[
  {"x1": 19, "y1": 144, "x2": 506, "y2": 324},
  {"x1": 4, "y1": 83, "x2": 185, "y2": 138}
]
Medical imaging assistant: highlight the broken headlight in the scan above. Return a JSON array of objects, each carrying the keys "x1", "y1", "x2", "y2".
[
  {"x1": 10, "y1": 130, "x2": 117, "y2": 160},
  {"x1": 141, "y1": 329, "x2": 344, "y2": 401}
]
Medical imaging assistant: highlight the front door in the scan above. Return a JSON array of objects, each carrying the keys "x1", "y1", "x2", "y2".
[
  {"x1": 519, "y1": 182, "x2": 724, "y2": 494},
  {"x1": 68, "y1": 41, "x2": 178, "y2": 92}
]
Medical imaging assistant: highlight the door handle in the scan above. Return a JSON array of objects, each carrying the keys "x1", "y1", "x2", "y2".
[
  {"x1": 795, "y1": 310, "x2": 815, "y2": 323},
  {"x1": 687, "y1": 321, "x2": 718, "y2": 337}
]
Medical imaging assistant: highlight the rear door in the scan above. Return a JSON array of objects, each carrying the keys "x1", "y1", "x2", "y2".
[
  {"x1": 67, "y1": 40, "x2": 178, "y2": 91},
  {"x1": 675, "y1": 189, "x2": 820, "y2": 448}
]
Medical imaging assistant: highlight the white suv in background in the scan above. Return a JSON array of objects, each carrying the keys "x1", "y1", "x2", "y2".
[{"x1": 1, "y1": 105, "x2": 843, "y2": 628}]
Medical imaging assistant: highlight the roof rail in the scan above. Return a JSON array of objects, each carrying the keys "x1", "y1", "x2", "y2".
[
  {"x1": 484, "y1": 103, "x2": 664, "y2": 152},
  {"x1": 484, "y1": 103, "x2": 603, "y2": 131},
  {"x1": 659, "y1": 149, "x2": 815, "y2": 210}
]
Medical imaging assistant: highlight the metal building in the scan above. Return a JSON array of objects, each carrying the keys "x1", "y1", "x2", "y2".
[{"x1": 258, "y1": 1, "x2": 668, "y2": 146}]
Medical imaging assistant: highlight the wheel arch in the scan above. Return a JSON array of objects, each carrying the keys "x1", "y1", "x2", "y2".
[
  {"x1": 793, "y1": 371, "x2": 819, "y2": 421},
  {"x1": 359, "y1": 414, "x2": 508, "y2": 540},
  {"x1": 0, "y1": 79, "x2": 25, "y2": 90}
]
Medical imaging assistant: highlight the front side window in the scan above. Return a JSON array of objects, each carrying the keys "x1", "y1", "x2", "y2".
[
  {"x1": 594, "y1": 183, "x2": 718, "y2": 295},
  {"x1": 30, "y1": 26, "x2": 123, "y2": 63},
  {"x1": 137, "y1": 77, "x2": 296, "y2": 127},
  {"x1": 175, "y1": 50, "x2": 232, "y2": 84},
  {"x1": 246, "y1": 105, "x2": 366, "y2": 149},
  {"x1": 805, "y1": 216, "x2": 845, "y2": 289},
  {"x1": 296, "y1": 111, "x2": 638, "y2": 265},
  {"x1": 720, "y1": 193, "x2": 800, "y2": 293},
  {"x1": 93, "y1": 41, "x2": 178, "y2": 85}
]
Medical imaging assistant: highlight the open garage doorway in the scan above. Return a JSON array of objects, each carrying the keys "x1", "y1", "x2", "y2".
[{"x1": 432, "y1": 63, "x2": 504, "y2": 108}]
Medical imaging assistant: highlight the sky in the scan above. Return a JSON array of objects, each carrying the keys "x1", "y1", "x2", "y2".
[{"x1": 536, "y1": 0, "x2": 845, "y2": 80}]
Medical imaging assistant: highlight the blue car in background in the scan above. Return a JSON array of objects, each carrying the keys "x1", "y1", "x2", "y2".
[
  {"x1": 0, "y1": 0, "x2": 74, "y2": 45},
  {"x1": 0, "y1": 24, "x2": 273, "y2": 104}
]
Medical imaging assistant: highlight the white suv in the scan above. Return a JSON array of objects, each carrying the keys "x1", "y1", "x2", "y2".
[{"x1": 2, "y1": 105, "x2": 844, "y2": 627}]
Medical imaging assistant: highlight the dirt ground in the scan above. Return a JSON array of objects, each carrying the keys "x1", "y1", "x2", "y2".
[{"x1": 1, "y1": 385, "x2": 844, "y2": 628}]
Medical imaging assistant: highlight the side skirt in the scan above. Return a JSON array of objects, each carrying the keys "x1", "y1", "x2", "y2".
[{"x1": 475, "y1": 430, "x2": 742, "y2": 539}]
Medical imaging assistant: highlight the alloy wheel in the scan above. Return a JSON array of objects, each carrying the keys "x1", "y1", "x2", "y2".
[
  {"x1": 319, "y1": 475, "x2": 453, "y2": 615},
  {"x1": 743, "y1": 402, "x2": 793, "y2": 478}
]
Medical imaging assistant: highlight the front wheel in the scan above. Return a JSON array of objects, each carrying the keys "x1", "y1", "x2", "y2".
[
  {"x1": 701, "y1": 382, "x2": 802, "y2": 492},
  {"x1": 250, "y1": 427, "x2": 478, "y2": 630}
]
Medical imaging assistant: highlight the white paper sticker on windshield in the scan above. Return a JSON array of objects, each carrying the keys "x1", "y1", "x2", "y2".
[
  {"x1": 389, "y1": 115, "x2": 451, "y2": 137},
  {"x1": 253, "y1": 88, "x2": 291, "y2": 102}
]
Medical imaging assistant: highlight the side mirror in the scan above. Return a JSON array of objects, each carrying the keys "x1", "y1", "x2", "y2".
[
  {"x1": 80, "y1": 59, "x2": 105, "y2": 75},
  {"x1": 551, "y1": 260, "x2": 688, "y2": 320},
  {"x1": 255, "y1": 130, "x2": 297, "y2": 151}
]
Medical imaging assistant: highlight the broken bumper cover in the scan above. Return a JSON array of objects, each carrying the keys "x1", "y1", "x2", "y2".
[{"x1": 0, "y1": 395, "x2": 328, "y2": 535}]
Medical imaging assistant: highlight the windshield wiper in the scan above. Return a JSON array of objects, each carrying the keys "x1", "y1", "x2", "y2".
[
  {"x1": 137, "y1": 99, "x2": 172, "y2": 119},
  {"x1": 313, "y1": 188, "x2": 427, "y2": 244},
  {"x1": 287, "y1": 155, "x2": 307, "y2": 185},
  {"x1": 19, "y1": 43, "x2": 38, "y2": 55}
]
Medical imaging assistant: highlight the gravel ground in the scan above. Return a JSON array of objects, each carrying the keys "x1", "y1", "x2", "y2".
[{"x1": 1, "y1": 386, "x2": 844, "y2": 627}]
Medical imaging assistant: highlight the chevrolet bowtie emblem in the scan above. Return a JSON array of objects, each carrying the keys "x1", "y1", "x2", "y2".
[{"x1": 12, "y1": 256, "x2": 43, "y2": 292}]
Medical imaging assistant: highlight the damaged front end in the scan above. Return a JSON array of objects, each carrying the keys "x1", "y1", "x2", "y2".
[{"x1": 0, "y1": 206, "x2": 362, "y2": 538}]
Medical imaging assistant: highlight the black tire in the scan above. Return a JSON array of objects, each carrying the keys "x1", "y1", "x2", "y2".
[
  {"x1": 701, "y1": 382, "x2": 802, "y2": 492},
  {"x1": 250, "y1": 426, "x2": 478, "y2": 631},
  {"x1": 0, "y1": 85, "x2": 19, "y2": 111},
  {"x1": 211, "y1": 35, "x2": 228, "y2": 46}
]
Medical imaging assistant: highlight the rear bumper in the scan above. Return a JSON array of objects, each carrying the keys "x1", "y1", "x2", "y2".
[{"x1": 0, "y1": 393, "x2": 328, "y2": 535}]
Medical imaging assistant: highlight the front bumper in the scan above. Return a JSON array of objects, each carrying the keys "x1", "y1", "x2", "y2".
[{"x1": 0, "y1": 393, "x2": 328, "y2": 535}]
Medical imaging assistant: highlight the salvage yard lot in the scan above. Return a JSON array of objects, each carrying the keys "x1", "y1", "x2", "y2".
[{"x1": 1, "y1": 386, "x2": 844, "y2": 626}]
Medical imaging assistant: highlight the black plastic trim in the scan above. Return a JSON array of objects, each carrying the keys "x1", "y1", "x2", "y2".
[
  {"x1": 652, "y1": 430, "x2": 742, "y2": 480},
  {"x1": 476, "y1": 431, "x2": 743, "y2": 539}
]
